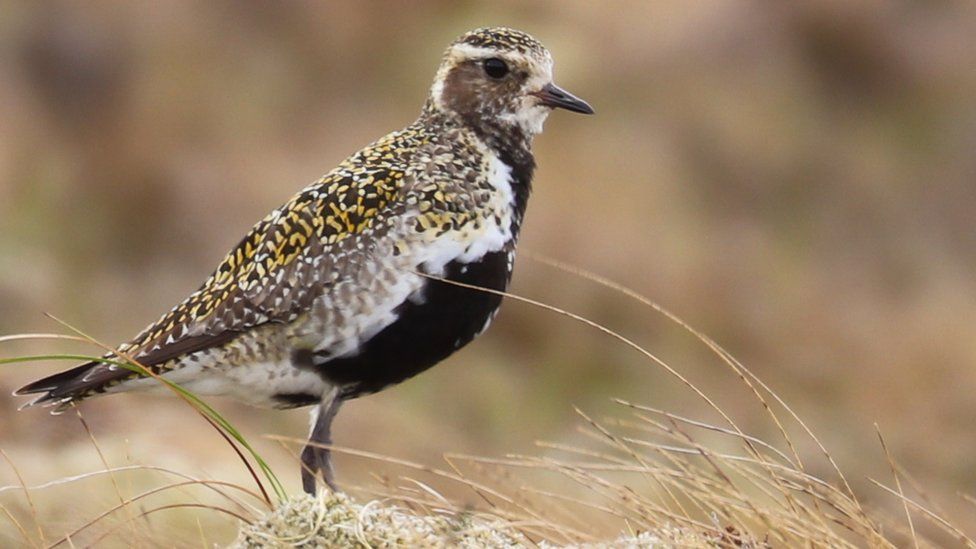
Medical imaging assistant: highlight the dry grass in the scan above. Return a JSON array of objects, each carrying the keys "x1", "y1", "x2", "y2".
[{"x1": 3, "y1": 263, "x2": 973, "y2": 547}]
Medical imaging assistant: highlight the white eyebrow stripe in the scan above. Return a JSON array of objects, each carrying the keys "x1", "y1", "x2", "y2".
[
  {"x1": 448, "y1": 44, "x2": 541, "y2": 67},
  {"x1": 447, "y1": 44, "x2": 552, "y2": 76},
  {"x1": 450, "y1": 43, "x2": 504, "y2": 59}
]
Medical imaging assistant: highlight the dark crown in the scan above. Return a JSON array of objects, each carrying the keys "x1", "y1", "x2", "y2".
[{"x1": 454, "y1": 27, "x2": 547, "y2": 57}]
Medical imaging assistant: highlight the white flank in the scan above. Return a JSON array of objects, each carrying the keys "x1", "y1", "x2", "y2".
[{"x1": 107, "y1": 360, "x2": 332, "y2": 408}]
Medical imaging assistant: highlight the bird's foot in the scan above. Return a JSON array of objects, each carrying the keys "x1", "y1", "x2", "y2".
[{"x1": 301, "y1": 389, "x2": 343, "y2": 495}]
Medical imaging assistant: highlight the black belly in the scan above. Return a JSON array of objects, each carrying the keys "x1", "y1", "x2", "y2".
[{"x1": 317, "y1": 250, "x2": 512, "y2": 399}]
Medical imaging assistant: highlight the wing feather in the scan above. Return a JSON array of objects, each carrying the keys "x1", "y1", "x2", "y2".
[
  {"x1": 130, "y1": 168, "x2": 403, "y2": 366},
  {"x1": 16, "y1": 128, "x2": 418, "y2": 407}
]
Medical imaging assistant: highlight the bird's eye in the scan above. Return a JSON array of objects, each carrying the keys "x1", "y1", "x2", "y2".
[{"x1": 483, "y1": 58, "x2": 509, "y2": 79}]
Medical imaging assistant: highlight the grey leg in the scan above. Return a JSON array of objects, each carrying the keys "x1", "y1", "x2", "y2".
[{"x1": 301, "y1": 388, "x2": 343, "y2": 494}]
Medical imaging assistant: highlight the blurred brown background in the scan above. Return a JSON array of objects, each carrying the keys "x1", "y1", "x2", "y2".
[{"x1": 2, "y1": 0, "x2": 976, "y2": 544}]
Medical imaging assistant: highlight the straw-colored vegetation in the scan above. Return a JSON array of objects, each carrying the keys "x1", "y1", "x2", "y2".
[{"x1": 2, "y1": 262, "x2": 972, "y2": 546}]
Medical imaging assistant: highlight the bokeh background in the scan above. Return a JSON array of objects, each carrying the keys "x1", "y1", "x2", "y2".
[{"x1": 2, "y1": 1, "x2": 976, "y2": 545}]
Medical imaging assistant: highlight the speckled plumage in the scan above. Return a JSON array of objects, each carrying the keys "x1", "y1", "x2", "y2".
[{"x1": 16, "y1": 26, "x2": 592, "y2": 493}]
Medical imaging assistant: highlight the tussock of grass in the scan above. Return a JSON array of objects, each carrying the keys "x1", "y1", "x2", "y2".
[{"x1": 235, "y1": 491, "x2": 720, "y2": 548}]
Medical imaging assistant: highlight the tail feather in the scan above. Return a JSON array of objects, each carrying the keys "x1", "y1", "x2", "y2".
[
  {"x1": 14, "y1": 360, "x2": 137, "y2": 412},
  {"x1": 15, "y1": 331, "x2": 241, "y2": 413}
]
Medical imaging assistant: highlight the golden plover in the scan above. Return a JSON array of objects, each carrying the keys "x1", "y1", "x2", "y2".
[{"x1": 16, "y1": 26, "x2": 593, "y2": 494}]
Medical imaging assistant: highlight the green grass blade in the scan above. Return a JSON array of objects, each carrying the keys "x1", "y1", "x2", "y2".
[{"x1": 2, "y1": 349, "x2": 287, "y2": 502}]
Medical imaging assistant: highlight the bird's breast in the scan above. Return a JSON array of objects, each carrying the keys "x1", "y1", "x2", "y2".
[{"x1": 315, "y1": 248, "x2": 514, "y2": 398}]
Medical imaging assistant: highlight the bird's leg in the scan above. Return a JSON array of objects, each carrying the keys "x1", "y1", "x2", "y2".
[{"x1": 301, "y1": 387, "x2": 343, "y2": 495}]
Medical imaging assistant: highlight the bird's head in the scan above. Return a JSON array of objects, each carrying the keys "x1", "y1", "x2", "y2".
[{"x1": 428, "y1": 27, "x2": 593, "y2": 138}]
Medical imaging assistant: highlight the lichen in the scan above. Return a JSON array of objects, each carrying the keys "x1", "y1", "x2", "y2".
[{"x1": 235, "y1": 492, "x2": 528, "y2": 548}]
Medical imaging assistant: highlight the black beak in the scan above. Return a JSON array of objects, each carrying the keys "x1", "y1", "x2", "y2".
[{"x1": 533, "y1": 82, "x2": 594, "y2": 115}]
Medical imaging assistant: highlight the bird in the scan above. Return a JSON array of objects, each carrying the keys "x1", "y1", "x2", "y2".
[{"x1": 14, "y1": 26, "x2": 593, "y2": 494}]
